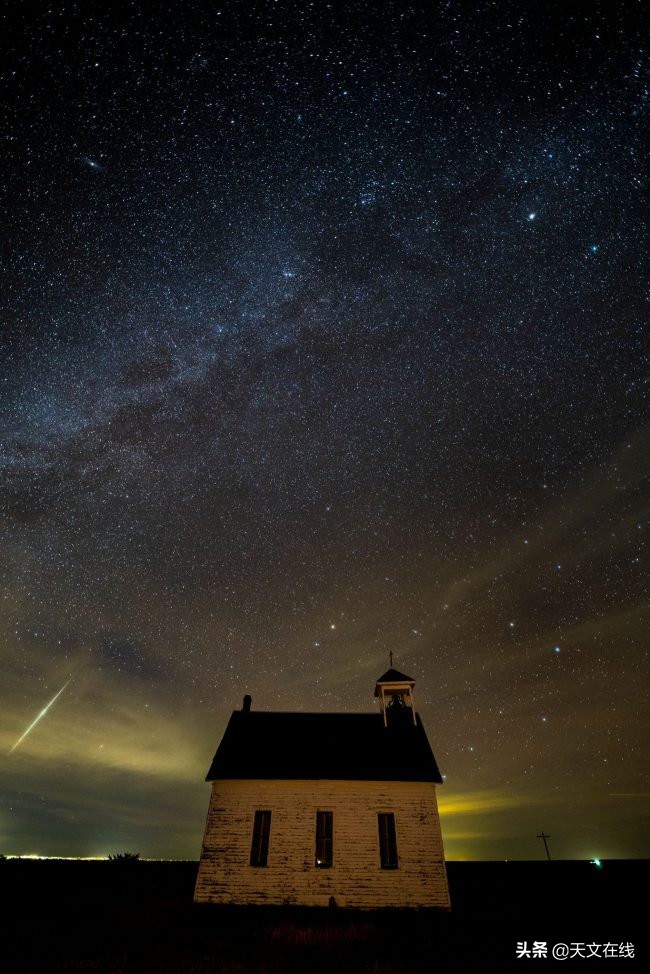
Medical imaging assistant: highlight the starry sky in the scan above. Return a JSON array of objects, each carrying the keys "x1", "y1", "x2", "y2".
[{"x1": 2, "y1": 1, "x2": 648, "y2": 861}]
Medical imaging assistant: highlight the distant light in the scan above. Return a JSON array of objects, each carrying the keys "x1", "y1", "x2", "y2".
[
  {"x1": 528, "y1": 212, "x2": 536, "y2": 221},
  {"x1": 7, "y1": 854, "x2": 108, "y2": 861},
  {"x1": 590, "y1": 857, "x2": 603, "y2": 869},
  {"x1": 554, "y1": 646, "x2": 561, "y2": 653}
]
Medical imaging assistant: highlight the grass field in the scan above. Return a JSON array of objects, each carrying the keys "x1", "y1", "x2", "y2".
[{"x1": 0, "y1": 859, "x2": 644, "y2": 971}]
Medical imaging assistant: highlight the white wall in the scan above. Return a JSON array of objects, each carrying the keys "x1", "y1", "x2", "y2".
[{"x1": 194, "y1": 778, "x2": 450, "y2": 909}]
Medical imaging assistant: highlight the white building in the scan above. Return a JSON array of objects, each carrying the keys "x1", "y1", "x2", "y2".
[{"x1": 194, "y1": 668, "x2": 450, "y2": 909}]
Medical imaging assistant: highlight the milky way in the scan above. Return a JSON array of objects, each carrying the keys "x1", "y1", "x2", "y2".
[{"x1": 1, "y1": 1, "x2": 648, "y2": 859}]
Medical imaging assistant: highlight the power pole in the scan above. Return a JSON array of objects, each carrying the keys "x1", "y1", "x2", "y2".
[{"x1": 537, "y1": 831, "x2": 552, "y2": 861}]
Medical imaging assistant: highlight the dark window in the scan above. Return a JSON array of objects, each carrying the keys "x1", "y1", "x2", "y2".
[
  {"x1": 315, "y1": 811, "x2": 333, "y2": 867},
  {"x1": 378, "y1": 812, "x2": 398, "y2": 869},
  {"x1": 250, "y1": 810, "x2": 271, "y2": 866}
]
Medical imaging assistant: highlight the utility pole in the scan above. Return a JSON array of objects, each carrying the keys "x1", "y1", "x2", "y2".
[{"x1": 537, "y1": 831, "x2": 552, "y2": 861}]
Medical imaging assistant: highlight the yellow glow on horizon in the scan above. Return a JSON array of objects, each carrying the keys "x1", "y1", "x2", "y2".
[{"x1": 438, "y1": 789, "x2": 535, "y2": 816}]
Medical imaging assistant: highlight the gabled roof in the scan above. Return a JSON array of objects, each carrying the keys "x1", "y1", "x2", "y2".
[{"x1": 205, "y1": 710, "x2": 443, "y2": 783}]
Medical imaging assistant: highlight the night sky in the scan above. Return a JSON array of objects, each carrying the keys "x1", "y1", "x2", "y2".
[{"x1": 2, "y1": 1, "x2": 648, "y2": 862}]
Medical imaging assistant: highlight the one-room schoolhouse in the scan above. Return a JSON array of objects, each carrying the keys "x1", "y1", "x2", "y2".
[{"x1": 194, "y1": 667, "x2": 450, "y2": 909}]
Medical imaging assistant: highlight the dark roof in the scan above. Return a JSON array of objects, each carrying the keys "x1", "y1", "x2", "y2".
[
  {"x1": 205, "y1": 710, "x2": 443, "y2": 783},
  {"x1": 374, "y1": 667, "x2": 415, "y2": 687}
]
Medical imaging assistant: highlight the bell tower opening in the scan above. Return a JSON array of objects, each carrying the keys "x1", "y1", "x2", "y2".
[{"x1": 374, "y1": 660, "x2": 417, "y2": 727}]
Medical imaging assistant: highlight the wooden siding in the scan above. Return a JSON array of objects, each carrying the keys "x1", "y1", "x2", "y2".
[{"x1": 194, "y1": 778, "x2": 450, "y2": 909}]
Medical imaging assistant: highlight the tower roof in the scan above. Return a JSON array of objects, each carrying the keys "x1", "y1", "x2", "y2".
[{"x1": 374, "y1": 668, "x2": 415, "y2": 696}]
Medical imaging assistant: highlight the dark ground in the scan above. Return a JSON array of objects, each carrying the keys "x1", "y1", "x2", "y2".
[{"x1": 0, "y1": 859, "x2": 645, "y2": 972}]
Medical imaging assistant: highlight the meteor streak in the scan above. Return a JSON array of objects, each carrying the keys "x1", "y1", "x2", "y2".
[{"x1": 9, "y1": 680, "x2": 72, "y2": 753}]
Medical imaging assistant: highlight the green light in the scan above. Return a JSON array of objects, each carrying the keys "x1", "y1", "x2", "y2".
[{"x1": 590, "y1": 858, "x2": 602, "y2": 868}]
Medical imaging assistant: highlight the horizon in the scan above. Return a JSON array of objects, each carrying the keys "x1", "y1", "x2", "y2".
[{"x1": 5, "y1": 854, "x2": 645, "y2": 864}]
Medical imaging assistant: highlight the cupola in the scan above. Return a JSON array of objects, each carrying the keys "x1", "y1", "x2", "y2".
[{"x1": 374, "y1": 662, "x2": 417, "y2": 727}]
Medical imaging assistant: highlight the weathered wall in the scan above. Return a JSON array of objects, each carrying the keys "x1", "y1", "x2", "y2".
[{"x1": 194, "y1": 778, "x2": 450, "y2": 909}]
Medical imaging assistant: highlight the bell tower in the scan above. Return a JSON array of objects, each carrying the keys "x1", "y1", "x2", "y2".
[{"x1": 374, "y1": 658, "x2": 417, "y2": 727}]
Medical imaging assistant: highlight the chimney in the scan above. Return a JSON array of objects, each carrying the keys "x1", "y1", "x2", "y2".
[{"x1": 242, "y1": 694, "x2": 252, "y2": 713}]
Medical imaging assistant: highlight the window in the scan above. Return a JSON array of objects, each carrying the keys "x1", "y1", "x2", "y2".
[
  {"x1": 315, "y1": 811, "x2": 333, "y2": 868},
  {"x1": 378, "y1": 812, "x2": 398, "y2": 869},
  {"x1": 250, "y1": 810, "x2": 271, "y2": 867}
]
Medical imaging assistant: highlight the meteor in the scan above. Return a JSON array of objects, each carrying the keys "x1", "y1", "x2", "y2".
[{"x1": 9, "y1": 679, "x2": 72, "y2": 753}]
